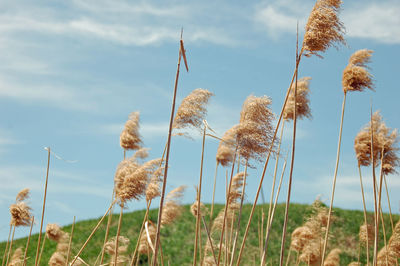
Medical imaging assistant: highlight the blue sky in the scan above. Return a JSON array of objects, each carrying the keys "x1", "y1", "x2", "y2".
[{"x1": 1, "y1": 0, "x2": 400, "y2": 241}]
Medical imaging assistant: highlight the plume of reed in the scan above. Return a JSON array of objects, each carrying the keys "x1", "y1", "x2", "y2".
[
  {"x1": 138, "y1": 222, "x2": 156, "y2": 255},
  {"x1": 47, "y1": 225, "x2": 70, "y2": 266},
  {"x1": 216, "y1": 126, "x2": 238, "y2": 167},
  {"x1": 9, "y1": 202, "x2": 32, "y2": 227},
  {"x1": 236, "y1": 95, "x2": 275, "y2": 163},
  {"x1": 303, "y1": 0, "x2": 345, "y2": 57},
  {"x1": 299, "y1": 239, "x2": 322, "y2": 265},
  {"x1": 120, "y1": 112, "x2": 142, "y2": 151},
  {"x1": 104, "y1": 236, "x2": 130, "y2": 265},
  {"x1": 348, "y1": 263, "x2": 361, "y2": 266},
  {"x1": 15, "y1": 189, "x2": 29, "y2": 203},
  {"x1": 114, "y1": 157, "x2": 162, "y2": 205},
  {"x1": 8, "y1": 247, "x2": 23, "y2": 266},
  {"x1": 191, "y1": 200, "x2": 207, "y2": 217},
  {"x1": 46, "y1": 224, "x2": 65, "y2": 242},
  {"x1": 172, "y1": 88, "x2": 213, "y2": 131},
  {"x1": 323, "y1": 248, "x2": 341, "y2": 266},
  {"x1": 146, "y1": 174, "x2": 162, "y2": 203},
  {"x1": 49, "y1": 252, "x2": 66, "y2": 266},
  {"x1": 342, "y1": 49, "x2": 374, "y2": 93},
  {"x1": 359, "y1": 222, "x2": 374, "y2": 247},
  {"x1": 283, "y1": 77, "x2": 312, "y2": 120},
  {"x1": 321, "y1": 49, "x2": 374, "y2": 265},
  {"x1": 132, "y1": 147, "x2": 150, "y2": 161},
  {"x1": 160, "y1": 186, "x2": 186, "y2": 226}
]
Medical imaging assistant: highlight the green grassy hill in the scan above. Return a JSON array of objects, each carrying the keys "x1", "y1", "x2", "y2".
[{"x1": 1, "y1": 203, "x2": 396, "y2": 265}]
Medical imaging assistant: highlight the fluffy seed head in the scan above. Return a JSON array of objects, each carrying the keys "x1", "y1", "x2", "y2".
[
  {"x1": 48, "y1": 252, "x2": 66, "y2": 266},
  {"x1": 145, "y1": 173, "x2": 162, "y2": 202},
  {"x1": 377, "y1": 245, "x2": 397, "y2": 266},
  {"x1": 161, "y1": 186, "x2": 186, "y2": 226},
  {"x1": 324, "y1": 248, "x2": 341, "y2": 266},
  {"x1": 8, "y1": 247, "x2": 23, "y2": 266},
  {"x1": 236, "y1": 95, "x2": 275, "y2": 162},
  {"x1": 138, "y1": 222, "x2": 156, "y2": 254},
  {"x1": 9, "y1": 202, "x2": 32, "y2": 227},
  {"x1": 348, "y1": 263, "x2": 361, "y2": 266},
  {"x1": 216, "y1": 125, "x2": 238, "y2": 167},
  {"x1": 120, "y1": 111, "x2": 142, "y2": 150},
  {"x1": 342, "y1": 49, "x2": 374, "y2": 93},
  {"x1": 299, "y1": 239, "x2": 322, "y2": 265},
  {"x1": 283, "y1": 77, "x2": 312, "y2": 120},
  {"x1": 16, "y1": 188, "x2": 30, "y2": 202},
  {"x1": 46, "y1": 223, "x2": 65, "y2": 242},
  {"x1": 104, "y1": 236, "x2": 130, "y2": 256},
  {"x1": 173, "y1": 88, "x2": 213, "y2": 130},
  {"x1": 190, "y1": 200, "x2": 208, "y2": 217},
  {"x1": 359, "y1": 223, "x2": 374, "y2": 246},
  {"x1": 290, "y1": 226, "x2": 314, "y2": 251},
  {"x1": 303, "y1": 0, "x2": 345, "y2": 57}
]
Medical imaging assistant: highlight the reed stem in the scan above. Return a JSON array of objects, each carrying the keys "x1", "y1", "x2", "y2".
[
  {"x1": 5, "y1": 225, "x2": 15, "y2": 266},
  {"x1": 114, "y1": 204, "x2": 124, "y2": 266},
  {"x1": 66, "y1": 216, "x2": 76, "y2": 266},
  {"x1": 193, "y1": 125, "x2": 207, "y2": 266},
  {"x1": 23, "y1": 217, "x2": 34, "y2": 266},
  {"x1": 71, "y1": 200, "x2": 116, "y2": 265},
  {"x1": 130, "y1": 201, "x2": 151, "y2": 266},
  {"x1": 210, "y1": 163, "x2": 219, "y2": 230},
  {"x1": 202, "y1": 216, "x2": 217, "y2": 265},
  {"x1": 2, "y1": 225, "x2": 12, "y2": 266},
  {"x1": 320, "y1": 92, "x2": 347, "y2": 265},
  {"x1": 357, "y1": 165, "x2": 369, "y2": 265},
  {"x1": 37, "y1": 234, "x2": 46, "y2": 266},
  {"x1": 383, "y1": 175, "x2": 394, "y2": 231},
  {"x1": 100, "y1": 190, "x2": 115, "y2": 265},
  {"x1": 152, "y1": 33, "x2": 187, "y2": 266},
  {"x1": 35, "y1": 147, "x2": 51, "y2": 266}
]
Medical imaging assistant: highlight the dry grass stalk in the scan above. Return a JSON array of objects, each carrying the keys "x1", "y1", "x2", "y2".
[
  {"x1": 172, "y1": 88, "x2": 213, "y2": 131},
  {"x1": 321, "y1": 49, "x2": 374, "y2": 265},
  {"x1": 23, "y1": 216, "x2": 34, "y2": 265},
  {"x1": 323, "y1": 248, "x2": 341, "y2": 266},
  {"x1": 8, "y1": 247, "x2": 23, "y2": 266},
  {"x1": 160, "y1": 186, "x2": 186, "y2": 226},
  {"x1": 303, "y1": 0, "x2": 345, "y2": 57},
  {"x1": 236, "y1": 95, "x2": 275, "y2": 163},
  {"x1": 66, "y1": 216, "x2": 76, "y2": 266},
  {"x1": 120, "y1": 112, "x2": 142, "y2": 151},
  {"x1": 283, "y1": 77, "x2": 312, "y2": 120}
]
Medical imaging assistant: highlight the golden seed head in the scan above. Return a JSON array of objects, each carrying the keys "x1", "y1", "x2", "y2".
[
  {"x1": 216, "y1": 125, "x2": 238, "y2": 167},
  {"x1": 283, "y1": 77, "x2": 312, "y2": 120},
  {"x1": 173, "y1": 88, "x2": 213, "y2": 130},
  {"x1": 342, "y1": 49, "x2": 374, "y2": 93},
  {"x1": 161, "y1": 186, "x2": 186, "y2": 226},
  {"x1": 120, "y1": 111, "x2": 142, "y2": 151},
  {"x1": 16, "y1": 188, "x2": 30, "y2": 202},
  {"x1": 9, "y1": 202, "x2": 32, "y2": 227}
]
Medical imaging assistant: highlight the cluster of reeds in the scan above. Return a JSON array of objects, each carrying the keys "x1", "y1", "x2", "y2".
[{"x1": 2, "y1": 0, "x2": 400, "y2": 265}]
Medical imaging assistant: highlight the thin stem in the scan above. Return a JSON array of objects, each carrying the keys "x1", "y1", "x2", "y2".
[
  {"x1": 66, "y1": 216, "x2": 76, "y2": 266},
  {"x1": 210, "y1": 163, "x2": 219, "y2": 230},
  {"x1": 71, "y1": 200, "x2": 116, "y2": 265},
  {"x1": 152, "y1": 34, "x2": 186, "y2": 266},
  {"x1": 114, "y1": 204, "x2": 124, "y2": 266},
  {"x1": 37, "y1": 234, "x2": 46, "y2": 266},
  {"x1": 193, "y1": 126, "x2": 207, "y2": 266},
  {"x1": 100, "y1": 190, "x2": 115, "y2": 265},
  {"x1": 320, "y1": 92, "x2": 347, "y2": 265},
  {"x1": 202, "y1": 216, "x2": 217, "y2": 265},
  {"x1": 23, "y1": 217, "x2": 35, "y2": 266},
  {"x1": 370, "y1": 107, "x2": 378, "y2": 266},
  {"x1": 130, "y1": 201, "x2": 151, "y2": 266},
  {"x1": 5, "y1": 225, "x2": 15, "y2": 266},
  {"x1": 266, "y1": 119, "x2": 285, "y2": 239},
  {"x1": 235, "y1": 47, "x2": 304, "y2": 266},
  {"x1": 383, "y1": 175, "x2": 394, "y2": 231},
  {"x1": 216, "y1": 149, "x2": 238, "y2": 265},
  {"x1": 35, "y1": 147, "x2": 51, "y2": 266},
  {"x1": 229, "y1": 160, "x2": 248, "y2": 266},
  {"x1": 285, "y1": 249, "x2": 292, "y2": 266},
  {"x1": 279, "y1": 39, "x2": 300, "y2": 266},
  {"x1": 261, "y1": 150, "x2": 289, "y2": 264},
  {"x1": 357, "y1": 165, "x2": 369, "y2": 266},
  {"x1": 2, "y1": 225, "x2": 12, "y2": 266}
]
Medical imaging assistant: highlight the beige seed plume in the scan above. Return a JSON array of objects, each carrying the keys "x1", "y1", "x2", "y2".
[
  {"x1": 377, "y1": 246, "x2": 398, "y2": 266},
  {"x1": 104, "y1": 236, "x2": 130, "y2": 265},
  {"x1": 359, "y1": 222, "x2": 374, "y2": 246},
  {"x1": 290, "y1": 226, "x2": 314, "y2": 252},
  {"x1": 342, "y1": 49, "x2": 374, "y2": 93},
  {"x1": 10, "y1": 202, "x2": 32, "y2": 227},
  {"x1": 283, "y1": 77, "x2": 312, "y2": 120},
  {"x1": 138, "y1": 222, "x2": 156, "y2": 254},
  {"x1": 132, "y1": 147, "x2": 150, "y2": 161},
  {"x1": 299, "y1": 239, "x2": 322, "y2": 265},
  {"x1": 303, "y1": 0, "x2": 345, "y2": 57},
  {"x1": 46, "y1": 223, "x2": 65, "y2": 242},
  {"x1": 114, "y1": 157, "x2": 162, "y2": 205},
  {"x1": 324, "y1": 248, "x2": 341, "y2": 266},
  {"x1": 379, "y1": 128, "x2": 400, "y2": 175},
  {"x1": 190, "y1": 200, "x2": 208, "y2": 217},
  {"x1": 120, "y1": 111, "x2": 142, "y2": 151},
  {"x1": 216, "y1": 125, "x2": 238, "y2": 167},
  {"x1": 161, "y1": 185, "x2": 186, "y2": 226},
  {"x1": 348, "y1": 262, "x2": 361, "y2": 266},
  {"x1": 173, "y1": 88, "x2": 213, "y2": 130},
  {"x1": 49, "y1": 252, "x2": 66, "y2": 266},
  {"x1": 16, "y1": 188, "x2": 30, "y2": 202},
  {"x1": 8, "y1": 247, "x2": 23, "y2": 266},
  {"x1": 236, "y1": 95, "x2": 275, "y2": 162}
]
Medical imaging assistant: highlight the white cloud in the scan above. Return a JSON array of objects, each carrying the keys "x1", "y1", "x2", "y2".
[{"x1": 343, "y1": 2, "x2": 400, "y2": 44}]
